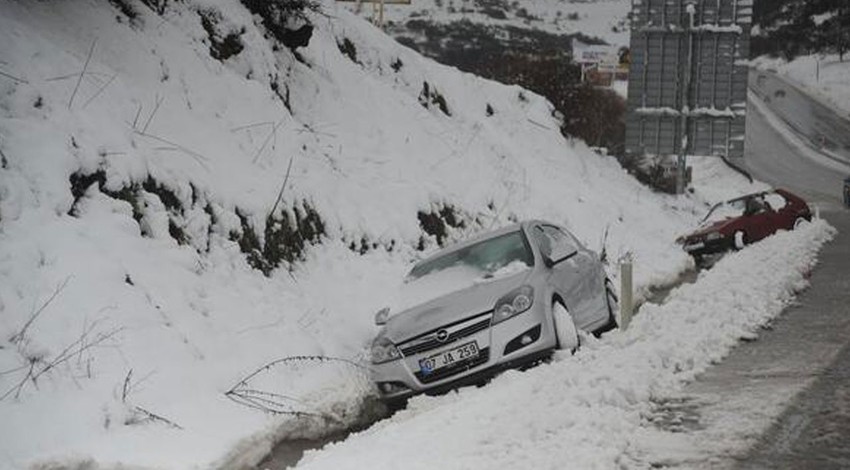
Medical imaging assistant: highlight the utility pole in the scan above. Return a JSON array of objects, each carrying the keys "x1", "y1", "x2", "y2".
[{"x1": 677, "y1": 2, "x2": 698, "y2": 195}]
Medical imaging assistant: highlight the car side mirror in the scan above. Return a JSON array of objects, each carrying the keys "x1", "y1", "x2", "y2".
[{"x1": 374, "y1": 307, "x2": 390, "y2": 326}]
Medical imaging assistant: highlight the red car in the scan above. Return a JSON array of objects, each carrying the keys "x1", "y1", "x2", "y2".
[{"x1": 678, "y1": 189, "x2": 812, "y2": 261}]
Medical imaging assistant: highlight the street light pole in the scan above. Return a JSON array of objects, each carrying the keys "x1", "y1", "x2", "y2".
[{"x1": 677, "y1": 2, "x2": 698, "y2": 195}]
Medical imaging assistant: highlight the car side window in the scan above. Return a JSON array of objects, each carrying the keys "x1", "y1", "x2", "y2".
[
  {"x1": 745, "y1": 196, "x2": 769, "y2": 216},
  {"x1": 534, "y1": 225, "x2": 579, "y2": 260}
]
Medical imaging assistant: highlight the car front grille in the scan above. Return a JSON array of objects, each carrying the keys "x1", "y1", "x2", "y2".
[
  {"x1": 399, "y1": 313, "x2": 492, "y2": 357},
  {"x1": 414, "y1": 348, "x2": 490, "y2": 384}
]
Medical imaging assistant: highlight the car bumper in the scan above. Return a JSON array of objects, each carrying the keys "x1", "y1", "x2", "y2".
[
  {"x1": 371, "y1": 305, "x2": 556, "y2": 402},
  {"x1": 682, "y1": 237, "x2": 732, "y2": 256}
]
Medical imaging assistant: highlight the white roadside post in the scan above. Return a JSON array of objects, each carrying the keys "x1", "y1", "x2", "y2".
[{"x1": 620, "y1": 256, "x2": 634, "y2": 329}]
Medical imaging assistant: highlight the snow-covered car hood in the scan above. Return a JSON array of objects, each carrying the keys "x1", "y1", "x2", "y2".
[
  {"x1": 686, "y1": 218, "x2": 735, "y2": 239},
  {"x1": 381, "y1": 268, "x2": 532, "y2": 343}
]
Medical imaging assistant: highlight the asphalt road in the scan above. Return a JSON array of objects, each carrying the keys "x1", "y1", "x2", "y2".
[
  {"x1": 749, "y1": 69, "x2": 850, "y2": 169},
  {"x1": 734, "y1": 212, "x2": 850, "y2": 469},
  {"x1": 744, "y1": 90, "x2": 849, "y2": 211},
  {"x1": 731, "y1": 73, "x2": 850, "y2": 469},
  {"x1": 661, "y1": 71, "x2": 850, "y2": 469}
]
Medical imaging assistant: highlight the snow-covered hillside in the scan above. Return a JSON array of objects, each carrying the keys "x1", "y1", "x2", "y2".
[
  {"x1": 347, "y1": 0, "x2": 631, "y2": 46},
  {"x1": 0, "y1": 0, "x2": 768, "y2": 468}
]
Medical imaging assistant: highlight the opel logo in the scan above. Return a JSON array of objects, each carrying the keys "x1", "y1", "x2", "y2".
[{"x1": 435, "y1": 329, "x2": 449, "y2": 342}]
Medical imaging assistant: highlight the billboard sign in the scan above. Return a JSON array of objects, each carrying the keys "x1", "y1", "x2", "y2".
[
  {"x1": 573, "y1": 39, "x2": 619, "y2": 66},
  {"x1": 624, "y1": 0, "x2": 753, "y2": 185}
]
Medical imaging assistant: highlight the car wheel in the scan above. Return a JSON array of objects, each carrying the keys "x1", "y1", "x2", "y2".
[
  {"x1": 692, "y1": 253, "x2": 705, "y2": 267},
  {"x1": 794, "y1": 217, "x2": 807, "y2": 229},
  {"x1": 552, "y1": 301, "x2": 579, "y2": 352},
  {"x1": 733, "y1": 230, "x2": 747, "y2": 250}
]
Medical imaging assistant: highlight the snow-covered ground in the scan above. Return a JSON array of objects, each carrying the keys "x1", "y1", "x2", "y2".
[
  {"x1": 755, "y1": 54, "x2": 850, "y2": 116},
  {"x1": 0, "y1": 0, "x2": 821, "y2": 469},
  {"x1": 345, "y1": 0, "x2": 631, "y2": 46},
  {"x1": 293, "y1": 219, "x2": 834, "y2": 470}
]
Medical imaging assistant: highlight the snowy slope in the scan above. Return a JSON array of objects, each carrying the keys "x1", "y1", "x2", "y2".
[
  {"x1": 0, "y1": 0, "x2": 764, "y2": 468},
  {"x1": 346, "y1": 0, "x2": 632, "y2": 46}
]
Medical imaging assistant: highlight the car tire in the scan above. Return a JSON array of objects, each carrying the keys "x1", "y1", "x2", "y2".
[
  {"x1": 692, "y1": 253, "x2": 705, "y2": 267},
  {"x1": 733, "y1": 230, "x2": 747, "y2": 250},
  {"x1": 794, "y1": 217, "x2": 807, "y2": 229},
  {"x1": 552, "y1": 301, "x2": 579, "y2": 352}
]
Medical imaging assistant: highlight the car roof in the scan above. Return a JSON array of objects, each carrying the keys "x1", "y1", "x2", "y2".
[{"x1": 714, "y1": 189, "x2": 791, "y2": 206}]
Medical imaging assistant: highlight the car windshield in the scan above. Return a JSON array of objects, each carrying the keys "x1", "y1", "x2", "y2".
[
  {"x1": 701, "y1": 199, "x2": 747, "y2": 224},
  {"x1": 408, "y1": 230, "x2": 534, "y2": 282}
]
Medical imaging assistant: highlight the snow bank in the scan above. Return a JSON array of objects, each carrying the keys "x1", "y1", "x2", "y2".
[{"x1": 294, "y1": 220, "x2": 835, "y2": 470}]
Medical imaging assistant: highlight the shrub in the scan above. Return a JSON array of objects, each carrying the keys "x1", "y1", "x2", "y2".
[
  {"x1": 418, "y1": 81, "x2": 451, "y2": 116},
  {"x1": 140, "y1": 0, "x2": 168, "y2": 15},
  {"x1": 338, "y1": 37, "x2": 358, "y2": 63},
  {"x1": 68, "y1": 171, "x2": 191, "y2": 244},
  {"x1": 240, "y1": 0, "x2": 320, "y2": 51},
  {"x1": 391, "y1": 58, "x2": 404, "y2": 72},
  {"x1": 198, "y1": 9, "x2": 245, "y2": 61},
  {"x1": 230, "y1": 201, "x2": 326, "y2": 275},
  {"x1": 107, "y1": 0, "x2": 140, "y2": 21},
  {"x1": 417, "y1": 203, "x2": 465, "y2": 248}
]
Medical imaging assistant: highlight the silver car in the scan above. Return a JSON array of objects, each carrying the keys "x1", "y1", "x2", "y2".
[{"x1": 370, "y1": 220, "x2": 618, "y2": 404}]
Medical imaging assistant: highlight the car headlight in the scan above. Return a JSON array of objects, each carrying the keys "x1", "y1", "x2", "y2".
[
  {"x1": 371, "y1": 336, "x2": 401, "y2": 364},
  {"x1": 705, "y1": 232, "x2": 722, "y2": 241},
  {"x1": 492, "y1": 285, "x2": 534, "y2": 325}
]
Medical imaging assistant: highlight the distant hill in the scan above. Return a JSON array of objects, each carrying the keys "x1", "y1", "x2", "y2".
[
  {"x1": 347, "y1": 0, "x2": 631, "y2": 46},
  {"x1": 752, "y1": 0, "x2": 849, "y2": 60},
  {"x1": 347, "y1": 0, "x2": 631, "y2": 154}
]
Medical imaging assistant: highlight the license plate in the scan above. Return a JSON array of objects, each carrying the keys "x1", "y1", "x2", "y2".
[{"x1": 419, "y1": 341, "x2": 479, "y2": 375}]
